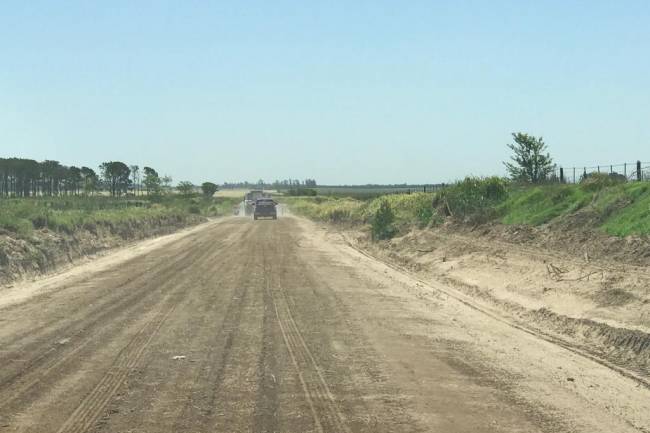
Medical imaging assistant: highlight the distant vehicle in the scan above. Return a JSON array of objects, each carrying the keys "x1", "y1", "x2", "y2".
[
  {"x1": 253, "y1": 198, "x2": 277, "y2": 220},
  {"x1": 244, "y1": 189, "x2": 271, "y2": 216}
]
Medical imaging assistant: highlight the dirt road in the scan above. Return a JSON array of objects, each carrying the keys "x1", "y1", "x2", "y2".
[{"x1": 0, "y1": 217, "x2": 648, "y2": 432}]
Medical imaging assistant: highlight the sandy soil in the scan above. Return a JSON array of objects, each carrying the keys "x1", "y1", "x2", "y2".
[
  {"x1": 356, "y1": 226, "x2": 650, "y2": 378},
  {"x1": 0, "y1": 216, "x2": 648, "y2": 432}
]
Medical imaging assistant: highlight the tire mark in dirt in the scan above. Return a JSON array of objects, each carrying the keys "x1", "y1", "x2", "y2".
[
  {"x1": 251, "y1": 238, "x2": 281, "y2": 433},
  {"x1": 252, "y1": 278, "x2": 280, "y2": 433},
  {"x1": 171, "y1": 224, "x2": 259, "y2": 432},
  {"x1": 0, "y1": 235, "x2": 221, "y2": 410},
  {"x1": 266, "y1": 277, "x2": 352, "y2": 433},
  {"x1": 0, "y1": 249, "x2": 193, "y2": 410},
  {"x1": 55, "y1": 297, "x2": 180, "y2": 433},
  {"x1": 0, "y1": 223, "x2": 245, "y2": 431},
  {"x1": 344, "y1": 239, "x2": 650, "y2": 391},
  {"x1": 51, "y1": 224, "x2": 244, "y2": 433}
]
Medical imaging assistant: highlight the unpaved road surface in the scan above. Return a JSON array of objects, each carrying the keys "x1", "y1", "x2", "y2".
[{"x1": 1, "y1": 217, "x2": 648, "y2": 432}]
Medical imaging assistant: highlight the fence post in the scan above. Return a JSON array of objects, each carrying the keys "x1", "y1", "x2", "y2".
[
  {"x1": 573, "y1": 167, "x2": 576, "y2": 184},
  {"x1": 610, "y1": 165, "x2": 613, "y2": 174},
  {"x1": 559, "y1": 167, "x2": 564, "y2": 183},
  {"x1": 597, "y1": 165, "x2": 600, "y2": 173},
  {"x1": 637, "y1": 161, "x2": 642, "y2": 181},
  {"x1": 624, "y1": 163, "x2": 627, "y2": 178}
]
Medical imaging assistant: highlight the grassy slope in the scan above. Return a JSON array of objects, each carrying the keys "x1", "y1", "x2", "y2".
[
  {"x1": 283, "y1": 182, "x2": 650, "y2": 237},
  {"x1": 499, "y1": 182, "x2": 650, "y2": 236}
]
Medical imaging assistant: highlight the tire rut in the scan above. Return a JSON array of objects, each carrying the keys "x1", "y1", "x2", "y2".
[{"x1": 0, "y1": 222, "x2": 245, "y2": 431}]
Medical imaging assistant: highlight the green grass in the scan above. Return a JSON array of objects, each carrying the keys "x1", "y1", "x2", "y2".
[
  {"x1": 0, "y1": 195, "x2": 239, "y2": 237},
  {"x1": 499, "y1": 185, "x2": 592, "y2": 225},
  {"x1": 600, "y1": 183, "x2": 650, "y2": 236},
  {"x1": 310, "y1": 186, "x2": 432, "y2": 199},
  {"x1": 283, "y1": 179, "x2": 650, "y2": 238},
  {"x1": 499, "y1": 182, "x2": 650, "y2": 236},
  {"x1": 280, "y1": 192, "x2": 434, "y2": 228}
]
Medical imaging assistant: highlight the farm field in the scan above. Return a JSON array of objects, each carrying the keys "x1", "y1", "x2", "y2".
[{"x1": 0, "y1": 215, "x2": 647, "y2": 432}]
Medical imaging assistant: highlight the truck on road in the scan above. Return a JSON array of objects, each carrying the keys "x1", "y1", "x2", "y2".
[{"x1": 253, "y1": 198, "x2": 277, "y2": 220}]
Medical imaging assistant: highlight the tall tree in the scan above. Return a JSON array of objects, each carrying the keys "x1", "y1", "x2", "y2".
[
  {"x1": 100, "y1": 161, "x2": 131, "y2": 196},
  {"x1": 129, "y1": 165, "x2": 140, "y2": 196},
  {"x1": 143, "y1": 166, "x2": 161, "y2": 195},
  {"x1": 80, "y1": 167, "x2": 98, "y2": 195},
  {"x1": 504, "y1": 133, "x2": 554, "y2": 183},
  {"x1": 161, "y1": 175, "x2": 173, "y2": 193}
]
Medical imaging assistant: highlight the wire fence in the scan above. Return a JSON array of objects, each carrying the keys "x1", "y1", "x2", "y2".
[{"x1": 550, "y1": 160, "x2": 650, "y2": 184}]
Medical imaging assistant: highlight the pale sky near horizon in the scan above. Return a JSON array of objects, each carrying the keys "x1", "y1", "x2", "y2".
[{"x1": 1, "y1": 1, "x2": 649, "y2": 185}]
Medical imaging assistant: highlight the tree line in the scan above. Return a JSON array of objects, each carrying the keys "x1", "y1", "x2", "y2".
[
  {"x1": 222, "y1": 178, "x2": 317, "y2": 189},
  {"x1": 0, "y1": 157, "x2": 173, "y2": 197}
]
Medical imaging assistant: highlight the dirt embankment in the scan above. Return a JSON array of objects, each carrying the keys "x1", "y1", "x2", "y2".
[
  {"x1": 0, "y1": 214, "x2": 205, "y2": 286},
  {"x1": 349, "y1": 220, "x2": 650, "y2": 379}
]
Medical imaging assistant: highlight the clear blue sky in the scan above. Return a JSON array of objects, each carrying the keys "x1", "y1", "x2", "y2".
[{"x1": 2, "y1": 1, "x2": 649, "y2": 185}]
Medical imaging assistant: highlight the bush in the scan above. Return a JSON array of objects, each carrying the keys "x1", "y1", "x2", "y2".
[
  {"x1": 286, "y1": 188, "x2": 317, "y2": 196},
  {"x1": 580, "y1": 172, "x2": 626, "y2": 192},
  {"x1": 371, "y1": 200, "x2": 396, "y2": 240},
  {"x1": 435, "y1": 176, "x2": 508, "y2": 223}
]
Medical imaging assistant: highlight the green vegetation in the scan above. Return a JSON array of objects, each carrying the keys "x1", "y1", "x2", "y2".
[
  {"x1": 285, "y1": 187, "x2": 317, "y2": 196},
  {"x1": 283, "y1": 177, "x2": 650, "y2": 239},
  {"x1": 177, "y1": 181, "x2": 195, "y2": 196},
  {"x1": 201, "y1": 182, "x2": 219, "y2": 197},
  {"x1": 499, "y1": 185, "x2": 591, "y2": 226},
  {"x1": 313, "y1": 185, "x2": 435, "y2": 199},
  {"x1": 434, "y1": 176, "x2": 508, "y2": 223},
  {"x1": 282, "y1": 192, "x2": 435, "y2": 231},
  {"x1": 504, "y1": 132, "x2": 554, "y2": 183},
  {"x1": 0, "y1": 195, "x2": 240, "y2": 238},
  {"x1": 371, "y1": 200, "x2": 396, "y2": 240}
]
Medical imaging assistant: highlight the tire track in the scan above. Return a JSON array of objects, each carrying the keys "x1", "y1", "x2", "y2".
[
  {"x1": 0, "y1": 233, "x2": 224, "y2": 411},
  {"x1": 52, "y1": 224, "x2": 242, "y2": 433},
  {"x1": 266, "y1": 279, "x2": 351, "y2": 433},
  {"x1": 0, "y1": 221, "x2": 247, "y2": 432},
  {"x1": 344, "y1": 238, "x2": 650, "y2": 391},
  {"x1": 171, "y1": 223, "x2": 259, "y2": 432},
  {"x1": 55, "y1": 298, "x2": 179, "y2": 433}
]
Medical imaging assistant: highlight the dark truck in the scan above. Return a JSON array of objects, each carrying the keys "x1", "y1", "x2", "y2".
[{"x1": 253, "y1": 198, "x2": 277, "y2": 220}]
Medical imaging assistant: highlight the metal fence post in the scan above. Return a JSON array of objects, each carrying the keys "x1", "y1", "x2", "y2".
[
  {"x1": 638, "y1": 161, "x2": 642, "y2": 181},
  {"x1": 573, "y1": 167, "x2": 576, "y2": 183},
  {"x1": 610, "y1": 165, "x2": 613, "y2": 174},
  {"x1": 624, "y1": 163, "x2": 627, "y2": 178},
  {"x1": 560, "y1": 167, "x2": 564, "y2": 183}
]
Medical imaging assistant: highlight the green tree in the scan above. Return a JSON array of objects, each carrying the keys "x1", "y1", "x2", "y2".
[
  {"x1": 100, "y1": 161, "x2": 131, "y2": 196},
  {"x1": 80, "y1": 167, "x2": 98, "y2": 195},
  {"x1": 177, "y1": 181, "x2": 195, "y2": 196},
  {"x1": 504, "y1": 133, "x2": 554, "y2": 183},
  {"x1": 129, "y1": 165, "x2": 140, "y2": 196},
  {"x1": 65, "y1": 166, "x2": 83, "y2": 195},
  {"x1": 161, "y1": 175, "x2": 173, "y2": 193},
  {"x1": 372, "y1": 199, "x2": 396, "y2": 240},
  {"x1": 201, "y1": 182, "x2": 219, "y2": 197},
  {"x1": 143, "y1": 166, "x2": 161, "y2": 195}
]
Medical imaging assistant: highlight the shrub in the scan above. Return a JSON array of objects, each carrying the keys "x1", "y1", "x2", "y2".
[
  {"x1": 580, "y1": 172, "x2": 626, "y2": 192},
  {"x1": 435, "y1": 176, "x2": 508, "y2": 223},
  {"x1": 371, "y1": 200, "x2": 396, "y2": 240},
  {"x1": 286, "y1": 187, "x2": 317, "y2": 196}
]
